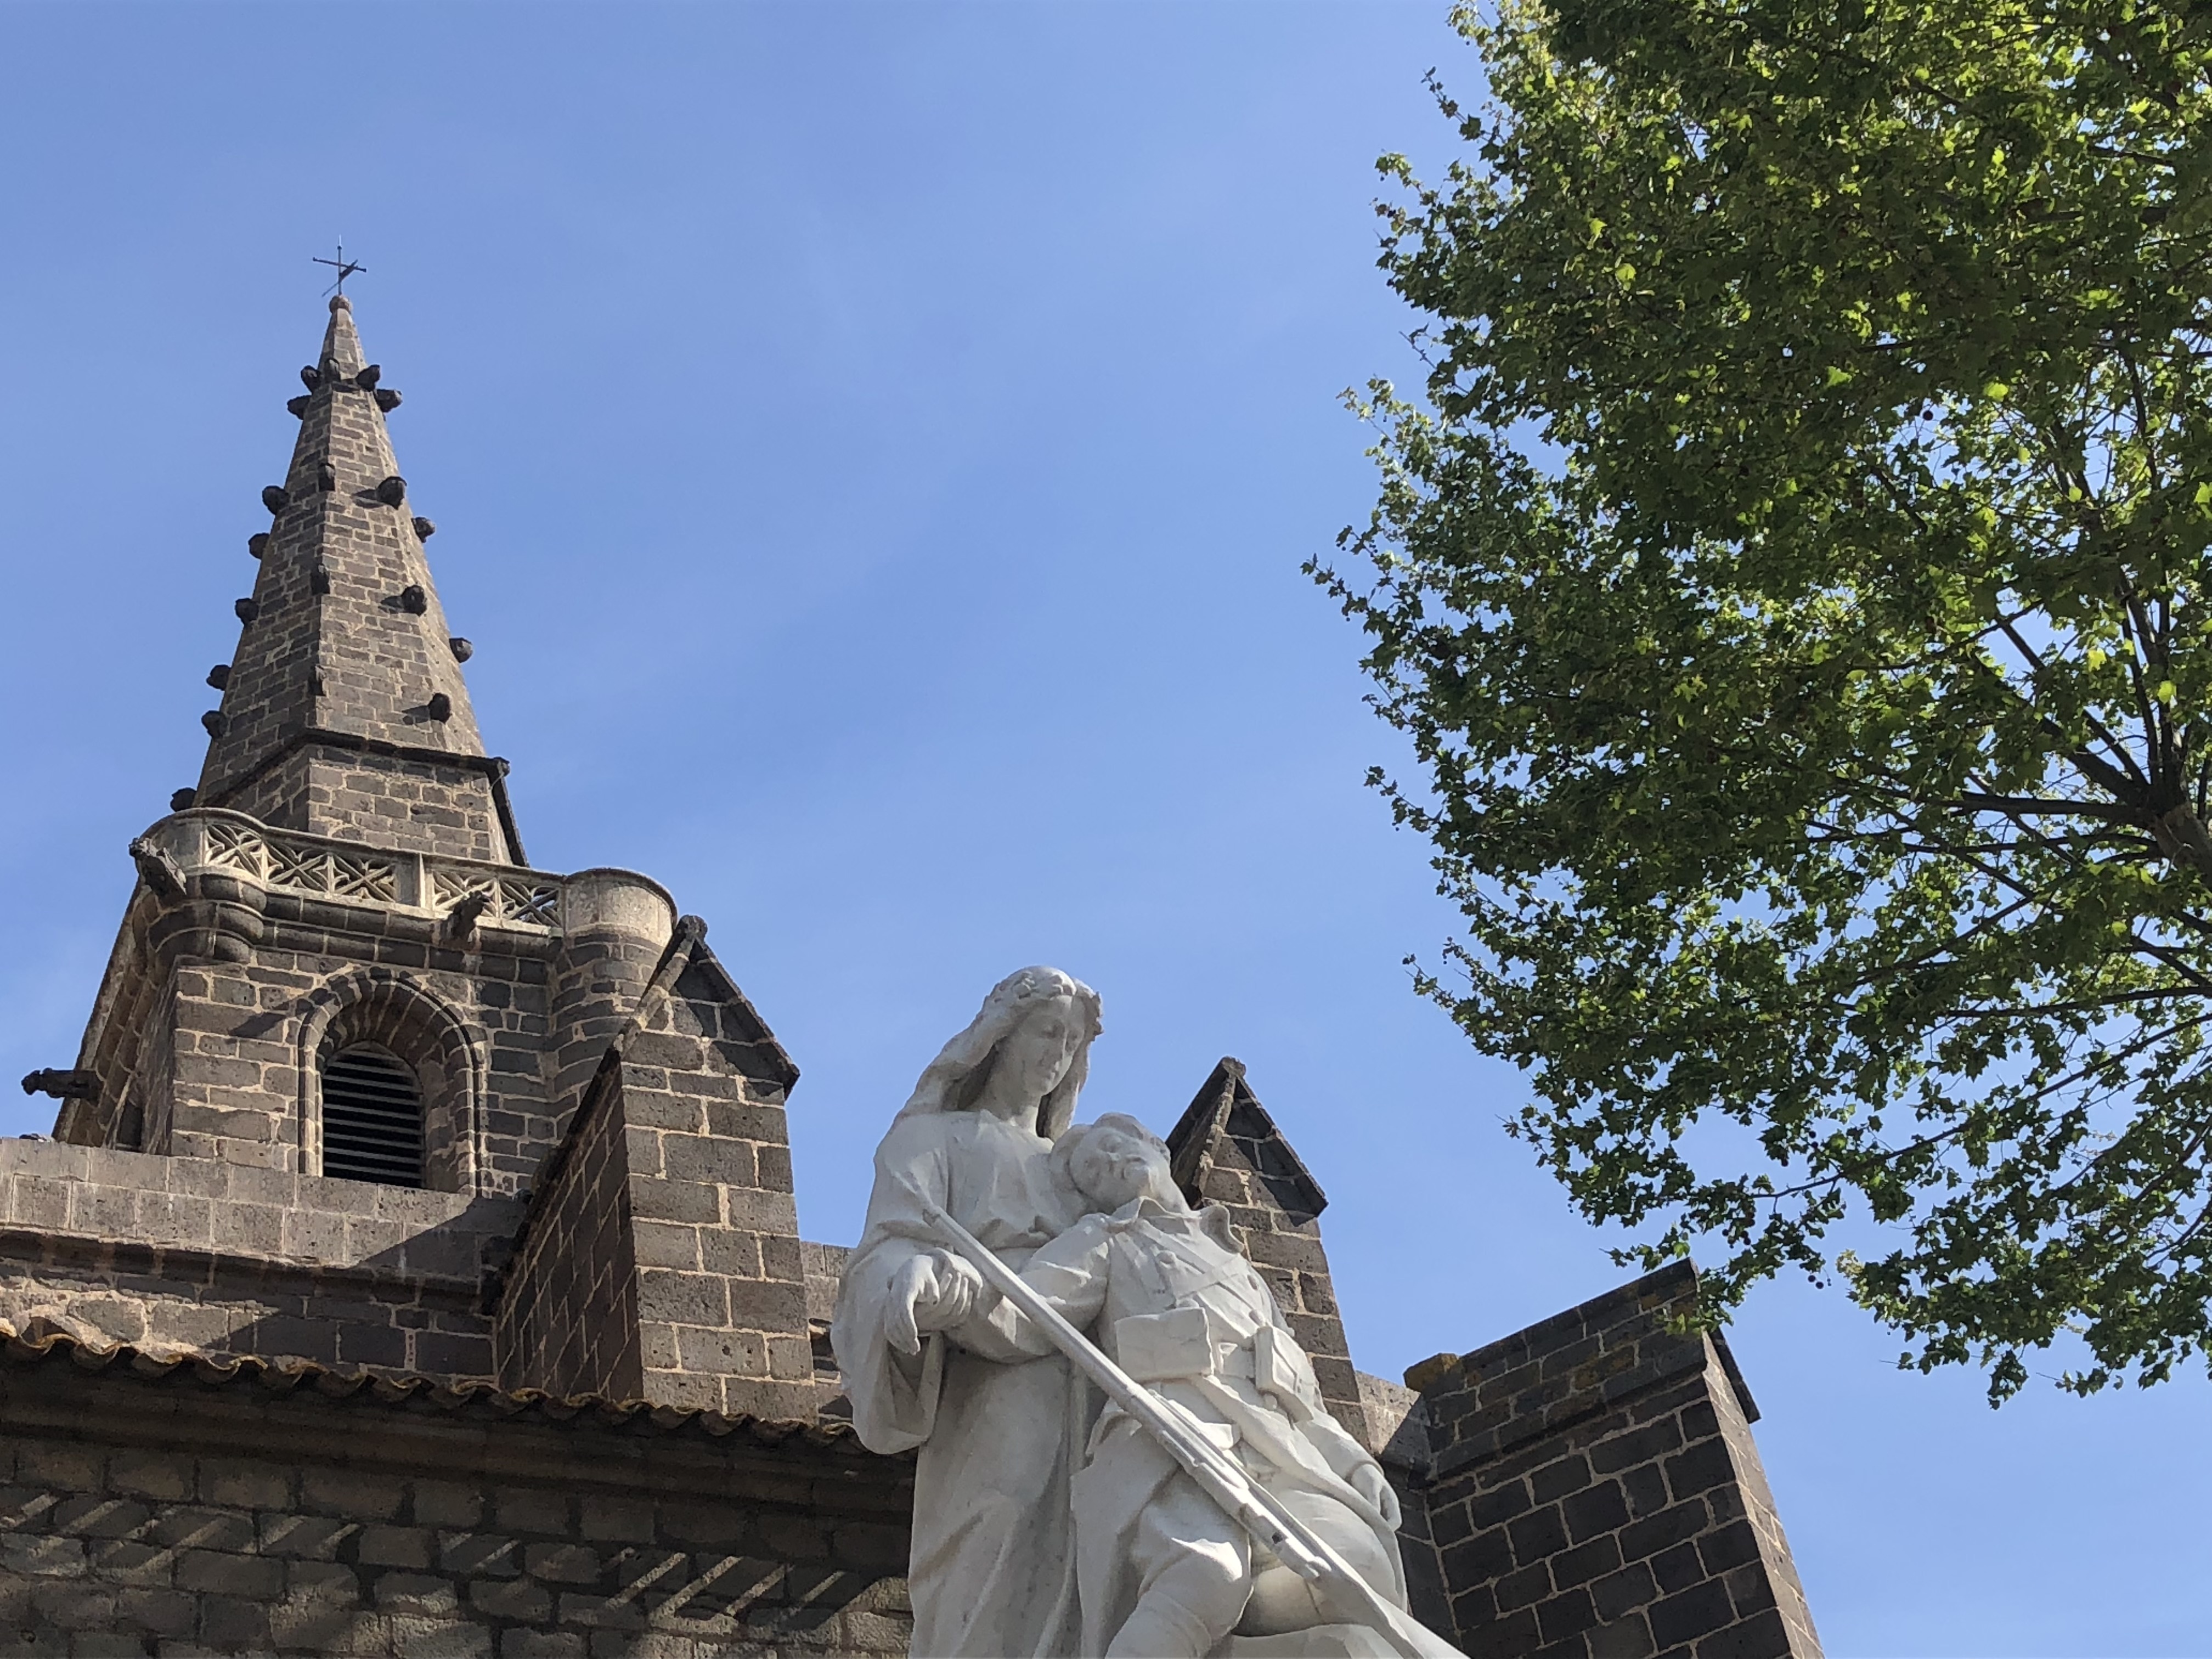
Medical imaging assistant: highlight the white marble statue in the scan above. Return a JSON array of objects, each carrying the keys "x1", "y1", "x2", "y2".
[
  {"x1": 830, "y1": 966, "x2": 1102, "y2": 1658},
  {"x1": 836, "y1": 971, "x2": 1428, "y2": 1658}
]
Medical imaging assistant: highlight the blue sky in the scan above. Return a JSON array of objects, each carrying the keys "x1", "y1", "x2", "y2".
[{"x1": 1, "y1": 4, "x2": 2204, "y2": 1652}]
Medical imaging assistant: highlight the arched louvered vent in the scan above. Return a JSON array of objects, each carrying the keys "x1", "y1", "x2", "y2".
[{"x1": 321, "y1": 1044, "x2": 424, "y2": 1187}]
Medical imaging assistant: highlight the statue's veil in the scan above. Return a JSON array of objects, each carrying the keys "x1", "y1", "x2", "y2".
[{"x1": 895, "y1": 966, "x2": 1103, "y2": 1141}]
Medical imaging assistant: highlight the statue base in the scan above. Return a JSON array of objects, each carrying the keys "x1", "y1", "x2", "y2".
[{"x1": 1215, "y1": 1625, "x2": 1400, "y2": 1658}]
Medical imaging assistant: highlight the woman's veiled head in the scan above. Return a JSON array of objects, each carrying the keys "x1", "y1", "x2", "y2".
[{"x1": 900, "y1": 967, "x2": 1103, "y2": 1138}]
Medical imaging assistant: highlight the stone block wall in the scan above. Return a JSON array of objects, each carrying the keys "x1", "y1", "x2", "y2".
[
  {"x1": 622, "y1": 960, "x2": 812, "y2": 1419},
  {"x1": 59, "y1": 864, "x2": 562, "y2": 1192},
  {"x1": 803, "y1": 1243, "x2": 849, "y2": 1406},
  {"x1": 1358, "y1": 1372, "x2": 1453, "y2": 1638},
  {"x1": 0, "y1": 1328, "x2": 913, "y2": 1656},
  {"x1": 134, "y1": 963, "x2": 180, "y2": 1161},
  {"x1": 1165, "y1": 1058, "x2": 1368, "y2": 1441},
  {"x1": 545, "y1": 898, "x2": 673, "y2": 1136},
  {"x1": 222, "y1": 748, "x2": 514, "y2": 867},
  {"x1": 493, "y1": 940, "x2": 813, "y2": 1420},
  {"x1": 1402, "y1": 1263, "x2": 1821, "y2": 1659},
  {"x1": 158, "y1": 896, "x2": 555, "y2": 1186},
  {"x1": 488, "y1": 1052, "x2": 642, "y2": 1403},
  {"x1": 0, "y1": 1141, "x2": 520, "y2": 1382}
]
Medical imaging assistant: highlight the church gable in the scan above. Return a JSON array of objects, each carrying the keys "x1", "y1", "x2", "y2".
[
  {"x1": 665, "y1": 943, "x2": 800, "y2": 1092},
  {"x1": 1169, "y1": 1056, "x2": 1329, "y2": 1224}
]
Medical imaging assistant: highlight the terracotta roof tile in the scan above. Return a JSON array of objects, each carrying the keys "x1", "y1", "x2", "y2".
[{"x1": 0, "y1": 1317, "x2": 868, "y2": 1451}]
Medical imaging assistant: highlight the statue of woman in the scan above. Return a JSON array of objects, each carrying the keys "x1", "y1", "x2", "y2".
[{"x1": 831, "y1": 966, "x2": 1103, "y2": 1658}]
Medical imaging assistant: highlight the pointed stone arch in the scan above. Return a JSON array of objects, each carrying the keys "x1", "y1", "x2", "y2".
[{"x1": 297, "y1": 968, "x2": 487, "y2": 1193}]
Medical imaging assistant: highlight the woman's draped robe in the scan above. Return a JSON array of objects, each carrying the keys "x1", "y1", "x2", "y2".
[{"x1": 830, "y1": 1109, "x2": 1090, "y2": 1658}]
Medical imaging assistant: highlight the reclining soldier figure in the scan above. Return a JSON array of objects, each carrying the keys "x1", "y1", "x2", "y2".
[{"x1": 891, "y1": 1113, "x2": 1411, "y2": 1658}]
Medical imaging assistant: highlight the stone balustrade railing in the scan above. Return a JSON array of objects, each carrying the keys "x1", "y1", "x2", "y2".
[{"x1": 143, "y1": 809, "x2": 565, "y2": 933}]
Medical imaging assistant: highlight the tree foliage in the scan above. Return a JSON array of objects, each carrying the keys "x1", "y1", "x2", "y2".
[{"x1": 1317, "y1": 0, "x2": 2212, "y2": 1398}]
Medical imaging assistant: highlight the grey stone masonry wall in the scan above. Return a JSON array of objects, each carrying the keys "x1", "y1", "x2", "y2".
[
  {"x1": 803, "y1": 1243, "x2": 849, "y2": 1406},
  {"x1": 198, "y1": 296, "x2": 506, "y2": 864},
  {"x1": 66, "y1": 865, "x2": 560, "y2": 1187},
  {"x1": 1358, "y1": 1372, "x2": 1452, "y2": 1638},
  {"x1": 1164, "y1": 1058, "x2": 1369, "y2": 1443},
  {"x1": 1402, "y1": 1263, "x2": 1822, "y2": 1659},
  {"x1": 223, "y1": 747, "x2": 512, "y2": 867},
  {"x1": 57, "y1": 826, "x2": 584, "y2": 1189},
  {"x1": 546, "y1": 909, "x2": 673, "y2": 1142},
  {"x1": 624, "y1": 955, "x2": 811, "y2": 1420},
  {"x1": 495, "y1": 928, "x2": 813, "y2": 1421},
  {"x1": 0, "y1": 1141, "x2": 519, "y2": 1382},
  {"x1": 0, "y1": 1327, "x2": 912, "y2": 1656},
  {"x1": 490, "y1": 1052, "x2": 644, "y2": 1404}
]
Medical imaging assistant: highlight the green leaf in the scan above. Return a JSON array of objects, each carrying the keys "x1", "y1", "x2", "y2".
[{"x1": 1322, "y1": 0, "x2": 2212, "y2": 1403}]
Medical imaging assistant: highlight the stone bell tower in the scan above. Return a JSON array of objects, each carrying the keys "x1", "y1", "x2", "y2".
[
  {"x1": 15, "y1": 296, "x2": 820, "y2": 1419},
  {"x1": 48, "y1": 294, "x2": 629, "y2": 1187}
]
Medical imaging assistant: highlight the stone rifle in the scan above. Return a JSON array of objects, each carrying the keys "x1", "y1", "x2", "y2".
[{"x1": 902, "y1": 1180, "x2": 1465, "y2": 1659}]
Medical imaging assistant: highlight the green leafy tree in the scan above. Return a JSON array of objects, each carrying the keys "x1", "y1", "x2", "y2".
[{"x1": 1317, "y1": 0, "x2": 2212, "y2": 1398}]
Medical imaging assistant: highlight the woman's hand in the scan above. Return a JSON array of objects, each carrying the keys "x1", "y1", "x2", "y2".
[{"x1": 885, "y1": 1250, "x2": 985, "y2": 1356}]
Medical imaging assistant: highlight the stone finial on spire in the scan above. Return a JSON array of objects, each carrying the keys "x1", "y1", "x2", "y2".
[{"x1": 318, "y1": 292, "x2": 368, "y2": 380}]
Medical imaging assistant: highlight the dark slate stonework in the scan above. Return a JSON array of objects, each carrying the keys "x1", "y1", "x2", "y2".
[
  {"x1": 197, "y1": 297, "x2": 515, "y2": 867},
  {"x1": 493, "y1": 923, "x2": 812, "y2": 1420},
  {"x1": 60, "y1": 840, "x2": 567, "y2": 1182},
  {"x1": 1396, "y1": 1263, "x2": 1823, "y2": 1659},
  {"x1": 0, "y1": 1143, "x2": 518, "y2": 1380},
  {"x1": 0, "y1": 1328, "x2": 912, "y2": 1657},
  {"x1": 490, "y1": 1053, "x2": 641, "y2": 1403},
  {"x1": 802, "y1": 1243, "x2": 850, "y2": 1404},
  {"x1": 1359, "y1": 1372, "x2": 1455, "y2": 1639},
  {"x1": 223, "y1": 747, "x2": 515, "y2": 870}
]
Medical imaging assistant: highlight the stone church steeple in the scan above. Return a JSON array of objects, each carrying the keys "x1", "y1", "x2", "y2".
[
  {"x1": 195, "y1": 296, "x2": 518, "y2": 865},
  {"x1": 16, "y1": 291, "x2": 822, "y2": 1417}
]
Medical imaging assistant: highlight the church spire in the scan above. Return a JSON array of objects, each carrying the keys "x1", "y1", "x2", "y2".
[{"x1": 194, "y1": 297, "x2": 523, "y2": 865}]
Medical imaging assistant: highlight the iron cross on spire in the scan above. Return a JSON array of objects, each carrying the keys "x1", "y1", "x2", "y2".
[{"x1": 312, "y1": 240, "x2": 367, "y2": 296}]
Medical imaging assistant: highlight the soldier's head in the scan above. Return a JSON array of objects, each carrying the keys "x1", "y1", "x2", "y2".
[{"x1": 1052, "y1": 1114, "x2": 1184, "y2": 1214}]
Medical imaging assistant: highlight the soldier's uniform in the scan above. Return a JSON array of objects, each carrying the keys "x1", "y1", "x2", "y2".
[{"x1": 984, "y1": 1195, "x2": 1408, "y2": 1658}]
